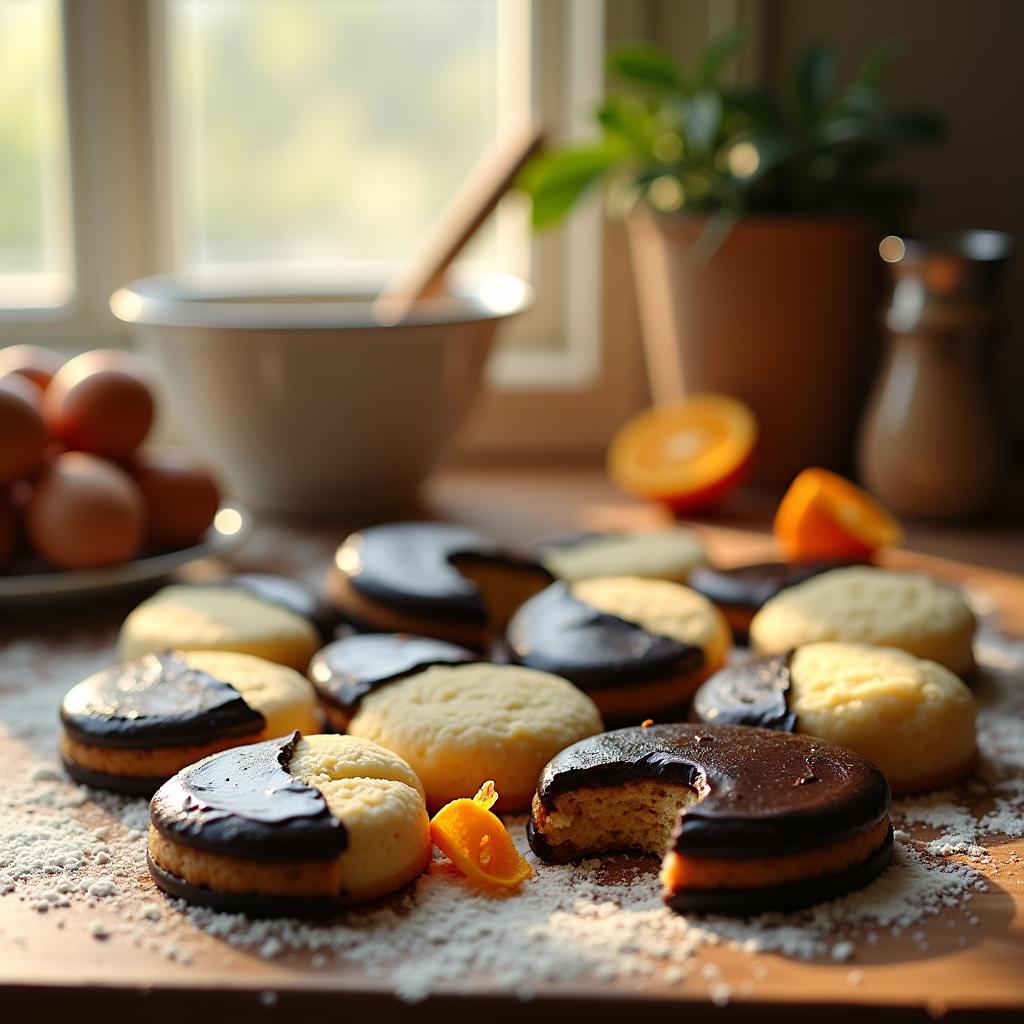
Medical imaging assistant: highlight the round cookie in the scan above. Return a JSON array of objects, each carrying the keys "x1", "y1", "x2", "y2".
[
  {"x1": 537, "y1": 528, "x2": 706, "y2": 584},
  {"x1": 693, "y1": 643, "x2": 977, "y2": 794},
  {"x1": 528, "y1": 723, "x2": 893, "y2": 914},
  {"x1": 749, "y1": 566, "x2": 976, "y2": 675},
  {"x1": 309, "y1": 633, "x2": 478, "y2": 731},
  {"x1": 119, "y1": 575, "x2": 325, "y2": 670},
  {"x1": 148, "y1": 731, "x2": 431, "y2": 914},
  {"x1": 689, "y1": 560, "x2": 856, "y2": 639},
  {"x1": 345, "y1": 662, "x2": 603, "y2": 811},
  {"x1": 325, "y1": 521, "x2": 551, "y2": 650},
  {"x1": 60, "y1": 650, "x2": 321, "y2": 794},
  {"x1": 506, "y1": 576, "x2": 731, "y2": 722}
]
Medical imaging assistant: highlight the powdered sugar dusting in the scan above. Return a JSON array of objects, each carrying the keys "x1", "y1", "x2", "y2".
[{"x1": 1, "y1": 542, "x2": 1022, "y2": 1003}]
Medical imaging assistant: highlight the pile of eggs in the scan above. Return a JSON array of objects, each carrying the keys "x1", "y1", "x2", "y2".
[{"x1": 0, "y1": 344, "x2": 220, "y2": 572}]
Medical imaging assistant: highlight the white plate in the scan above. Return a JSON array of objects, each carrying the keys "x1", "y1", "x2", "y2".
[{"x1": 0, "y1": 503, "x2": 251, "y2": 608}]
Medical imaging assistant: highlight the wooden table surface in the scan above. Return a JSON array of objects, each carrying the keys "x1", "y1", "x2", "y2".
[{"x1": 2, "y1": 468, "x2": 1023, "y2": 1022}]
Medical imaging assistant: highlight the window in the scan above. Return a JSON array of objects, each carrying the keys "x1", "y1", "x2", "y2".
[
  {"x1": 163, "y1": 0, "x2": 509, "y2": 275},
  {"x1": 156, "y1": 0, "x2": 600, "y2": 388},
  {"x1": 0, "y1": 0, "x2": 72, "y2": 311},
  {"x1": 0, "y1": 0, "x2": 707, "y2": 455}
]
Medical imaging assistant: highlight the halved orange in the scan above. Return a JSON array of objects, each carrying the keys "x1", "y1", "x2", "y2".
[
  {"x1": 429, "y1": 781, "x2": 533, "y2": 890},
  {"x1": 607, "y1": 395, "x2": 757, "y2": 512},
  {"x1": 775, "y1": 467, "x2": 903, "y2": 560}
]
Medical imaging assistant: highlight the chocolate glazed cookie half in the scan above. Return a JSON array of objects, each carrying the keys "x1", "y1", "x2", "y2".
[
  {"x1": 528, "y1": 723, "x2": 892, "y2": 914},
  {"x1": 148, "y1": 732, "x2": 349, "y2": 916},
  {"x1": 689, "y1": 561, "x2": 857, "y2": 640},
  {"x1": 308, "y1": 633, "x2": 478, "y2": 730},
  {"x1": 689, "y1": 652, "x2": 797, "y2": 731},
  {"x1": 60, "y1": 652, "x2": 266, "y2": 795},
  {"x1": 506, "y1": 581, "x2": 719, "y2": 722},
  {"x1": 326, "y1": 522, "x2": 552, "y2": 649},
  {"x1": 692, "y1": 645, "x2": 979, "y2": 796}
]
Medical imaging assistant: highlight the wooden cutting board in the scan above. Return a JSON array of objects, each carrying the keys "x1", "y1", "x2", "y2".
[{"x1": 1, "y1": 481, "x2": 1022, "y2": 1023}]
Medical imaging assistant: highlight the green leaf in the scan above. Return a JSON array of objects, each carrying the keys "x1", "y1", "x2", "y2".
[
  {"x1": 824, "y1": 85, "x2": 882, "y2": 128},
  {"x1": 738, "y1": 128, "x2": 797, "y2": 176},
  {"x1": 608, "y1": 43, "x2": 687, "y2": 92},
  {"x1": 722, "y1": 86, "x2": 785, "y2": 127},
  {"x1": 879, "y1": 108, "x2": 945, "y2": 143},
  {"x1": 792, "y1": 43, "x2": 837, "y2": 125},
  {"x1": 518, "y1": 145, "x2": 623, "y2": 229},
  {"x1": 596, "y1": 95, "x2": 655, "y2": 152},
  {"x1": 694, "y1": 28, "x2": 748, "y2": 87},
  {"x1": 684, "y1": 91, "x2": 723, "y2": 152},
  {"x1": 815, "y1": 115, "x2": 875, "y2": 146},
  {"x1": 858, "y1": 37, "x2": 904, "y2": 87}
]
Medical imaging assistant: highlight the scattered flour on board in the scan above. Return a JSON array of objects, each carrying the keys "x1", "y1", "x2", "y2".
[{"x1": 0, "y1": 560, "x2": 1022, "y2": 1002}]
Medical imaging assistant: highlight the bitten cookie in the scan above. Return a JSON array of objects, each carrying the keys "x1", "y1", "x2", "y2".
[
  {"x1": 345, "y1": 662, "x2": 603, "y2": 811},
  {"x1": 537, "y1": 528, "x2": 706, "y2": 584},
  {"x1": 325, "y1": 522, "x2": 552, "y2": 649},
  {"x1": 528, "y1": 723, "x2": 893, "y2": 914},
  {"x1": 147, "y1": 731, "x2": 432, "y2": 914},
  {"x1": 119, "y1": 575, "x2": 327, "y2": 670},
  {"x1": 309, "y1": 633, "x2": 478, "y2": 731},
  {"x1": 692, "y1": 643, "x2": 977, "y2": 794},
  {"x1": 506, "y1": 576, "x2": 730, "y2": 722},
  {"x1": 689, "y1": 560, "x2": 854, "y2": 639},
  {"x1": 749, "y1": 566, "x2": 976, "y2": 675},
  {"x1": 60, "y1": 650, "x2": 321, "y2": 794}
]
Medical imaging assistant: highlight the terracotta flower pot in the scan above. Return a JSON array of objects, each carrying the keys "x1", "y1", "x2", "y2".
[{"x1": 626, "y1": 210, "x2": 882, "y2": 485}]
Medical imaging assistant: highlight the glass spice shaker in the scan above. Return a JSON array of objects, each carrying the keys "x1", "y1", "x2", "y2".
[{"x1": 857, "y1": 231, "x2": 1013, "y2": 520}]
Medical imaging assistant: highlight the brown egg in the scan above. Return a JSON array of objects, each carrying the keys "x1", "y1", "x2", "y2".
[
  {"x1": 43, "y1": 349, "x2": 155, "y2": 459},
  {"x1": 0, "y1": 344, "x2": 66, "y2": 390},
  {"x1": 131, "y1": 449, "x2": 221, "y2": 550},
  {"x1": 0, "y1": 375, "x2": 48, "y2": 485},
  {"x1": 27, "y1": 452, "x2": 145, "y2": 569},
  {"x1": 0, "y1": 493, "x2": 15, "y2": 569}
]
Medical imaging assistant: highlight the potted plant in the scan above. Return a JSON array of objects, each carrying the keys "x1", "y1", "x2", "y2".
[{"x1": 522, "y1": 32, "x2": 943, "y2": 483}]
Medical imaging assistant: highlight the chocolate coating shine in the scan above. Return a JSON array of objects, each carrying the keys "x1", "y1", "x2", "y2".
[
  {"x1": 309, "y1": 633, "x2": 477, "y2": 715},
  {"x1": 506, "y1": 582, "x2": 704, "y2": 690},
  {"x1": 61, "y1": 652, "x2": 264, "y2": 749},
  {"x1": 339, "y1": 522, "x2": 502, "y2": 621},
  {"x1": 535, "y1": 723, "x2": 890, "y2": 859},
  {"x1": 689, "y1": 560, "x2": 857, "y2": 614},
  {"x1": 691, "y1": 654, "x2": 797, "y2": 732},
  {"x1": 150, "y1": 732, "x2": 347, "y2": 862}
]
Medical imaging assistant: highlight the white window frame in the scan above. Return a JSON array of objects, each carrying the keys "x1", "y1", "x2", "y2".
[{"x1": 0, "y1": 0, "x2": 740, "y2": 458}]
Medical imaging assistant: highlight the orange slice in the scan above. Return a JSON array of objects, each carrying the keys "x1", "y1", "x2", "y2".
[
  {"x1": 607, "y1": 394, "x2": 757, "y2": 512},
  {"x1": 429, "y1": 781, "x2": 533, "y2": 890},
  {"x1": 775, "y1": 467, "x2": 903, "y2": 560}
]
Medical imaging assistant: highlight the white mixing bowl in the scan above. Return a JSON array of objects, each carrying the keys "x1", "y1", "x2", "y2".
[{"x1": 110, "y1": 270, "x2": 530, "y2": 518}]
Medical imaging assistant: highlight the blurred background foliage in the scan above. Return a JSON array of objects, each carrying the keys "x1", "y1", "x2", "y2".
[{"x1": 523, "y1": 31, "x2": 944, "y2": 231}]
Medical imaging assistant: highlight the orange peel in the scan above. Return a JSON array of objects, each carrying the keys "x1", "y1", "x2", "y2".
[
  {"x1": 429, "y1": 781, "x2": 533, "y2": 890},
  {"x1": 775, "y1": 467, "x2": 903, "y2": 560}
]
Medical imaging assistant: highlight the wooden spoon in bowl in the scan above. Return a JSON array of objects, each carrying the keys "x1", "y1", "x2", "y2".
[{"x1": 372, "y1": 119, "x2": 544, "y2": 325}]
